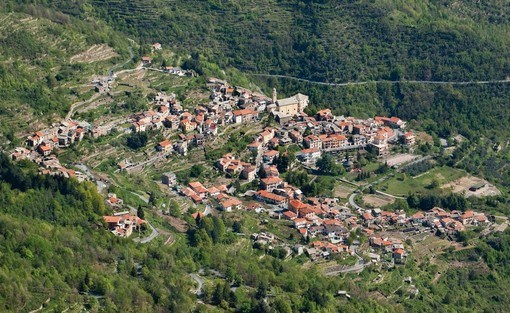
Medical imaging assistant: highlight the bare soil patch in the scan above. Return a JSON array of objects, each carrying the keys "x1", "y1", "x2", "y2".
[
  {"x1": 362, "y1": 194, "x2": 395, "y2": 207},
  {"x1": 442, "y1": 176, "x2": 500, "y2": 197},
  {"x1": 385, "y1": 154, "x2": 419, "y2": 167},
  {"x1": 416, "y1": 131, "x2": 433, "y2": 144},
  {"x1": 334, "y1": 184, "x2": 356, "y2": 198},
  {"x1": 70, "y1": 44, "x2": 118, "y2": 63},
  {"x1": 158, "y1": 213, "x2": 188, "y2": 233}
]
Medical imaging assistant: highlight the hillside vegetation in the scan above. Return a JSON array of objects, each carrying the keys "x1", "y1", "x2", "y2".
[
  {"x1": 43, "y1": 0, "x2": 510, "y2": 82},
  {"x1": 0, "y1": 3, "x2": 130, "y2": 140},
  {"x1": 19, "y1": 0, "x2": 510, "y2": 139}
]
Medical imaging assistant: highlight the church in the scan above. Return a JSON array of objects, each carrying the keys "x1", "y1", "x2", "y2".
[{"x1": 267, "y1": 88, "x2": 309, "y2": 122}]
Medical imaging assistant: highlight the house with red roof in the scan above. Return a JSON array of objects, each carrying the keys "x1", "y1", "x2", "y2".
[
  {"x1": 232, "y1": 108, "x2": 258, "y2": 124},
  {"x1": 263, "y1": 150, "x2": 279, "y2": 163},
  {"x1": 191, "y1": 211, "x2": 204, "y2": 220},
  {"x1": 103, "y1": 214, "x2": 145, "y2": 238},
  {"x1": 392, "y1": 248, "x2": 405, "y2": 263},
  {"x1": 321, "y1": 134, "x2": 348, "y2": 150},
  {"x1": 141, "y1": 56, "x2": 152, "y2": 65},
  {"x1": 282, "y1": 210, "x2": 298, "y2": 220},
  {"x1": 189, "y1": 182, "x2": 208, "y2": 199},
  {"x1": 401, "y1": 131, "x2": 416, "y2": 146},
  {"x1": 220, "y1": 198, "x2": 242, "y2": 212},
  {"x1": 255, "y1": 190, "x2": 287, "y2": 205},
  {"x1": 298, "y1": 148, "x2": 321, "y2": 162},
  {"x1": 157, "y1": 139, "x2": 173, "y2": 152},
  {"x1": 37, "y1": 143, "x2": 52, "y2": 156},
  {"x1": 260, "y1": 177, "x2": 283, "y2": 192},
  {"x1": 303, "y1": 135, "x2": 322, "y2": 150}
]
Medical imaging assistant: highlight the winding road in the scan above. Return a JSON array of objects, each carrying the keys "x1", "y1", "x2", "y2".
[
  {"x1": 65, "y1": 46, "x2": 134, "y2": 120},
  {"x1": 134, "y1": 222, "x2": 159, "y2": 244},
  {"x1": 348, "y1": 192, "x2": 364, "y2": 211},
  {"x1": 249, "y1": 73, "x2": 510, "y2": 87},
  {"x1": 189, "y1": 274, "x2": 204, "y2": 296},
  {"x1": 108, "y1": 46, "x2": 135, "y2": 77},
  {"x1": 324, "y1": 247, "x2": 369, "y2": 275}
]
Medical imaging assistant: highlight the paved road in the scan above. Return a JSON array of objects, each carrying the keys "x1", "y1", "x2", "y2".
[
  {"x1": 375, "y1": 190, "x2": 406, "y2": 200},
  {"x1": 203, "y1": 204, "x2": 212, "y2": 216},
  {"x1": 65, "y1": 93, "x2": 101, "y2": 120},
  {"x1": 348, "y1": 192, "x2": 364, "y2": 211},
  {"x1": 130, "y1": 191, "x2": 149, "y2": 204},
  {"x1": 74, "y1": 163, "x2": 108, "y2": 192},
  {"x1": 249, "y1": 73, "x2": 510, "y2": 87},
  {"x1": 65, "y1": 46, "x2": 134, "y2": 120},
  {"x1": 108, "y1": 46, "x2": 134, "y2": 77},
  {"x1": 189, "y1": 274, "x2": 204, "y2": 296},
  {"x1": 132, "y1": 221, "x2": 159, "y2": 244},
  {"x1": 324, "y1": 247, "x2": 369, "y2": 275}
]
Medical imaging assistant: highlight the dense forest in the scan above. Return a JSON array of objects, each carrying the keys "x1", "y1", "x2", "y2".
[
  {"x1": 33, "y1": 0, "x2": 510, "y2": 82},
  {"x1": 2, "y1": 153, "x2": 510, "y2": 312}
]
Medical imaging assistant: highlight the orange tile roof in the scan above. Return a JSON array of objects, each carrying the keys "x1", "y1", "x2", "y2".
[
  {"x1": 221, "y1": 198, "x2": 242, "y2": 208},
  {"x1": 256, "y1": 190, "x2": 286, "y2": 202},
  {"x1": 159, "y1": 139, "x2": 172, "y2": 147},
  {"x1": 301, "y1": 148, "x2": 320, "y2": 154},
  {"x1": 189, "y1": 182, "x2": 208, "y2": 194},
  {"x1": 264, "y1": 150, "x2": 279, "y2": 157},
  {"x1": 232, "y1": 108, "x2": 256, "y2": 116},
  {"x1": 103, "y1": 216, "x2": 122, "y2": 223},
  {"x1": 261, "y1": 177, "x2": 282, "y2": 185}
]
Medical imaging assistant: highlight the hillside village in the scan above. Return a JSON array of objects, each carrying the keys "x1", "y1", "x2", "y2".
[
  {"x1": 3, "y1": 3, "x2": 510, "y2": 312},
  {"x1": 8, "y1": 66, "x2": 501, "y2": 269}
]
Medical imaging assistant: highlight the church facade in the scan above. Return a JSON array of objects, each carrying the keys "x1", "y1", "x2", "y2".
[{"x1": 268, "y1": 88, "x2": 309, "y2": 117}]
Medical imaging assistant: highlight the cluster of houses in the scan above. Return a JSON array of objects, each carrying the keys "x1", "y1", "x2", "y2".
[
  {"x1": 274, "y1": 109, "x2": 413, "y2": 162},
  {"x1": 368, "y1": 236, "x2": 406, "y2": 264},
  {"x1": 103, "y1": 212, "x2": 146, "y2": 238},
  {"x1": 9, "y1": 120, "x2": 94, "y2": 181},
  {"x1": 25, "y1": 120, "x2": 90, "y2": 154},
  {"x1": 102, "y1": 193, "x2": 148, "y2": 238},
  {"x1": 306, "y1": 240, "x2": 351, "y2": 261},
  {"x1": 411, "y1": 207, "x2": 489, "y2": 234},
  {"x1": 176, "y1": 180, "x2": 246, "y2": 212}
]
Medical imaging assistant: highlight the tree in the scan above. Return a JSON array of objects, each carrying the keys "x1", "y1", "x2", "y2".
[
  {"x1": 256, "y1": 281, "x2": 268, "y2": 300},
  {"x1": 149, "y1": 193, "x2": 157, "y2": 207},
  {"x1": 316, "y1": 154, "x2": 344, "y2": 176},
  {"x1": 429, "y1": 179, "x2": 440, "y2": 189},
  {"x1": 190, "y1": 164, "x2": 205, "y2": 178},
  {"x1": 137, "y1": 205, "x2": 145, "y2": 220},
  {"x1": 126, "y1": 132, "x2": 148, "y2": 150},
  {"x1": 232, "y1": 221, "x2": 243, "y2": 233},
  {"x1": 275, "y1": 153, "x2": 293, "y2": 173}
]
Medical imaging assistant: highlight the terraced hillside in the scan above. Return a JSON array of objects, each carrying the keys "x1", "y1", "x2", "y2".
[
  {"x1": 45, "y1": 0, "x2": 510, "y2": 82},
  {"x1": 0, "y1": 5, "x2": 130, "y2": 140}
]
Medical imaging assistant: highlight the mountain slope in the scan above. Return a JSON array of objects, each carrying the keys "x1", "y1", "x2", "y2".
[
  {"x1": 0, "y1": 3, "x2": 130, "y2": 141},
  {"x1": 44, "y1": 0, "x2": 510, "y2": 82}
]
